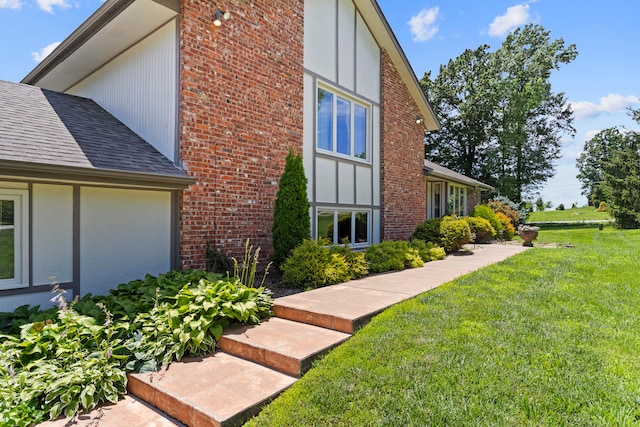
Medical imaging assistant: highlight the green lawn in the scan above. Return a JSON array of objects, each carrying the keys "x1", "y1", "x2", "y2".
[
  {"x1": 527, "y1": 206, "x2": 612, "y2": 223},
  {"x1": 245, "y1": 225, "x2": 640, "y2": 426}
]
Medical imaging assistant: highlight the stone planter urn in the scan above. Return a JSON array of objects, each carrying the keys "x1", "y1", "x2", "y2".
[{"x1": 518, "y1": 225, "x2": 539, "y2": 247}]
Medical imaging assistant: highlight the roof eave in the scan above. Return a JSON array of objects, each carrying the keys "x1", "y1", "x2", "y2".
[
  {"x1": 0, "y1": 160, "x2": 194, "y2": 190},
  {"x1": 356, "y1": 0, "x2": 441, "y2": 132}
]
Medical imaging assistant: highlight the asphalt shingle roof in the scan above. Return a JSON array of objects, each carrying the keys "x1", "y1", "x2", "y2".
[
  {"x1": 0, "y1": 80, "x2": 189, "y2": 182},
  {"x1": 424, "y1": 159, "x2": 493, "y2": 190}
]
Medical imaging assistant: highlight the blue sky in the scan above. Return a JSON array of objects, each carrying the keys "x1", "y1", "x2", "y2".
[{"x1": 1, "y1": 0, "x2": 639, "y2": 207}]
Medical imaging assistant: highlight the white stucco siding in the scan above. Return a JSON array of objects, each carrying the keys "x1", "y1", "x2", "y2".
[
  {"x1": 0, "y1": 291, "x2": 63, "y2": 313},
  {"x1": 354, "y1": 12, "x2": 380, "y2": 102},
  {"x1": 304, "y1": 0, "x2": 337, "y2": 81},
  {"x1": 32, "y1": 184, "x2": 73, "y2": 286},
  {"x1": 337, "y1": 0, "x2": 356, "y2": 90},
  {"x1": 80, "y1": 187, "x2": 171, "y2": 297},
  {"x1": 68, "y1": 19, "x2": 178, "y2": 162},
  {"x1": 304, "y1": 0, "x2": 381, "y2": 205},
  {"x1": 316, "y1": 158, "x2": 337, "y2": 203}
]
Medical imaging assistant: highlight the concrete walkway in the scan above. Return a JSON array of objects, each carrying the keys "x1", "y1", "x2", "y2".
[{"x1": 39, "y1": 243, "x2": 529, "y2": 427}]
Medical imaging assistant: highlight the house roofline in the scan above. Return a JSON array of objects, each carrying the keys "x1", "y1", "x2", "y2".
[
  {"x1": 357, "y1": 0, "x2": 440, "y2": 132},
  {"x1": 21, "y1": 0, "x2": 179, "y2": 87},
  {"x1": 0, "y1": 160, "x2": 194, "y2": 190}
]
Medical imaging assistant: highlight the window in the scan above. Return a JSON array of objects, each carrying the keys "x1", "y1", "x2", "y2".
[
  {"x1": 317, "y1": 210, "x2": 369, "y2": 246},
  {"x1": 317, "y1": 86, "x2": 369, "y2": 160},
  {"x1": 448, "y1": 185, "x2": 467, "y2": 216},
  {"x1": 0, "y1": 189, "x2": 28, "y2": 289}
]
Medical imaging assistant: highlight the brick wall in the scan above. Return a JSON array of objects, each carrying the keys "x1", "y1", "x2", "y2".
[
  {"x1": 178, "y1": 0, "x2": 304, "y2": 269},
  {"x1": 467, "y1": 188, "x2": 482, "y2": 214},
  {"x1": 380, "y1": 51, "x2": 427, "y2": 241}
]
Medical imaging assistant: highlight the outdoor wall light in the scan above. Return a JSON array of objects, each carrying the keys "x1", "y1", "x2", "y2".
[
  {"x1": 415, "y1": 115, "x2": 424, "y2": 124},
  {"x1": 213, "y1": 9, "x2": 230, "y2": 26}
]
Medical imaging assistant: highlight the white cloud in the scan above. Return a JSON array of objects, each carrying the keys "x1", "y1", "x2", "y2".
[
  {"x1": 568, "y1": 94, "x2": 640, "y2": 120},
  {"x1": 0, "y1": 0, "x2": 23, "y2": 9},
  {"x1": 37, "y1": 0, "x2": 70, "y2": 13},
  {"x1": 488, "y1": 4, "x2": 530, "y2": 37},
  {"x1": 408, "y1": 7, "x2": 440, "y2": 42},
  {"x1": 31, "y1": 41, "x2": 61, "y2": 62}
]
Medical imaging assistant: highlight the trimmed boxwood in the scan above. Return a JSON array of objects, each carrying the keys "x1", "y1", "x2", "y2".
[
  {"x1": 464, "y1": 216, "x2": 496, "y2": 243},
  {"x1": 440, "y1": 216, "x2": 472, "y2": 253}
]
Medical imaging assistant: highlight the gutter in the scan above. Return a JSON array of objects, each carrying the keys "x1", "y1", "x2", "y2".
[{"x1": 0, "y1": 160, "x2": 195, "y2": 190}]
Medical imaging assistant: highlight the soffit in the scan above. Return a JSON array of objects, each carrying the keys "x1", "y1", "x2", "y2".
[{"x1": 22, "y1": 0, "x2": 178, "y2": 92}]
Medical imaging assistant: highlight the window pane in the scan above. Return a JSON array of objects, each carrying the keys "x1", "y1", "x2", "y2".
[
  {"x1": 337, "y1": 211, "x2": 351, "y2": 244},
  {"x1": 317, "y1": 211, "x2": 334, "y2": 242},
  {"x1": 355, "y1": 212, "x2": 368, "y2": 244},
  {"x1": 336, "y1": 97, "x2": 351, "y2": 155},
  {"x1": 0, "y1": 200, "x2": 15, "y2": 280},
  {"x1": 354, "y1": 104, "x2": 367, "y2": 159},
  {"x1": 317, "y1": 89, "x2": 333, "y2": 151}
]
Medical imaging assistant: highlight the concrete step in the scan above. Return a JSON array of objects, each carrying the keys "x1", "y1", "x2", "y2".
[
  {"x1": 273, "y1": 283, "x2": 409, "y2": 333},
  {"x1": 127, "y1": 352, "x2": 296, "y2": 427},
  {"x1": 37, "y1": 395, "x2": 184, "y2": 427},
  {"x1": 219, "y1": 317, "x2": 350, "y2": 377}
]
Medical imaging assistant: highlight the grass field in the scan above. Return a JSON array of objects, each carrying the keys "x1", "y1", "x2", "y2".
[
  {"x1": 527, "y1": 206, "x2": 612, "y2": 223},
  {"x1": 245, "y1": 225, "x2": 640, "y2": 426}
]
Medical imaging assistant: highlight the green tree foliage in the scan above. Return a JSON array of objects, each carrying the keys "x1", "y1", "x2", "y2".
[
  {"x1": 271, "y1": 147, "x2": 310, "y2": 266},
  {"x1": 576, "y1": 127, "x2": 627, "y2": 206},
  {"x1": 600, "y1": 132, "x2": 640, "y2": 228},
  {"x1": 577, "y1": 110, "x2": 640, "y2": 228},
  {"x1": 422, "y1": 24, "x2": 577, "y2": 202}
]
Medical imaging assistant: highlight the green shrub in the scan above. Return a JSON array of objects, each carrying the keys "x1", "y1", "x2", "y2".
[
  {"x1": 411, "y1": 218, "x2": 442, "y2": 245},
  {"x1": 596, "y1": 201, "x2": 610, "y2": 212},
  {"x1": 464, "y1": 216, "x2": 496, "y2": 243},
  {"x1": 495, "y1": 212, "x2": 515, "y2": 240},
  {"x1": 557, "y1": 203, "x2": 565, "y2": 211},
  {"x1": 281, "y1": 239, "x2": 353, "y2": 289},
  {"x1": 440, "y1": 216, "x2": 472, "y2": 253},
  {"x1": 330, "y1": 244, "x2": 369, "y2": 280},
  {"x1": 272, "y1": 147, "x2": 310, "y2": 267},
  {"x1": 409, "y1": 239, "x2": 446, "y2": 261},
  {"x1": 472, "y1": 205, "x2": 503, "y2": 235},
  {"x1": 365, "y1": 241, "x2": 424, "y2": 273}
]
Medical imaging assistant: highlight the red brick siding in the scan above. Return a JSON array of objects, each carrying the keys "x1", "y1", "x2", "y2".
[
  {"x1": 467, "y1": 188, "x2": 482, "y2": 214},
  {"x1": 380, "y1": 50, "x2": 427, "y2": 241},
  {"x1": 178, "y1": 0, "x2": 304, "y2": 269}
]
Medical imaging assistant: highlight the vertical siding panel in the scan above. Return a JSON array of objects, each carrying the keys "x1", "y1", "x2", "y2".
[{"x1": 68, "y1": 20, "x2": 178, "y2": 162}]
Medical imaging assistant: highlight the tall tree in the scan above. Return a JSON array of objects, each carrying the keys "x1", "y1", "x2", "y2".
[
  {"x1": 420, "y1": 45, "x2": 498, "y2": 179},
  {"x1": 576, "y1": 127, "x2": 627, "y2": 205},
  {"x1": 422, "y1": 24, "x2": 577, "y2": 202},
  {"x1": 577, "y1": 109, "x2": 640, "y2": 228}
]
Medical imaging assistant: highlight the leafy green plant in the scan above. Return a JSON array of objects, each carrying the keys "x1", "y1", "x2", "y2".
[
  {"x1": 365, "y1": 241, "x2": 424, "y2": 273},
  {"x1": 596, "y1": 201, "x2": 610, "y2": 212},
  {"x1": 439, "y1": 216, "x2": 472, "y2": 253},
  {"x1": 463, "y1": 216, "x2": 496, "y2": 243},
  {"x1": 281, "y1": 239, "x2": 354, "y2": 289},
  {"x1": 472, "y1": 204, "x2": 503, "y2": 235},
  {"x1": 495, "y1": 212, "x2": 515, "y2": 240},
  {"x1": 0, "y1": 262, "x2": 274, "y2": 425},
  {"x1": 411, "y1": 218, "x2": 442, "y2": 245},
  {"x1": 409, "y1": 240, "x2": 446, "y2": 262},
  {"x1": 272, "y1": 147, "x2": 311, "y2": 267}
]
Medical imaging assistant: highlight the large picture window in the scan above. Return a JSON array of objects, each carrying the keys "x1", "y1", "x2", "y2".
[
  {"x1": 448, "y1": 185, "x2": 467, "y2": 216},
  {"x1": 317, "y1": 86, "x2": 369, "y2": 161},
  {"x1": 0, "y1": 189, "x2": 28, "y2": 289},
  {"x1": 317, "y1": 210, "x2": 369, "y2": 246}
]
